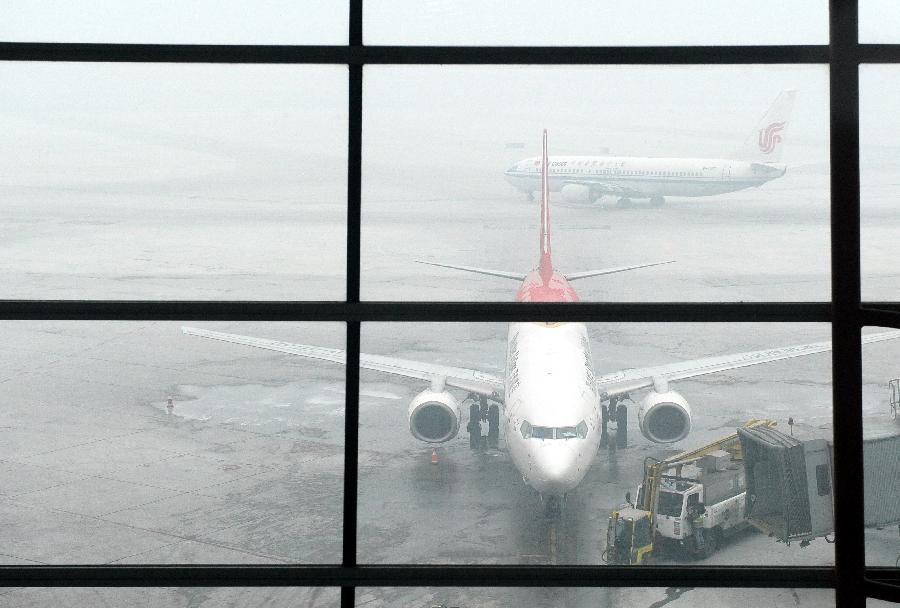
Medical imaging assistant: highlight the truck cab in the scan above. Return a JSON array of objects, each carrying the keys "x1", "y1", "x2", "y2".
[
  {"x1": 635, "y1": 455, "x2": 748, "y2": 557},
  {"x1": 651, "y1": 480, "x2": 703, "y2": 542}
]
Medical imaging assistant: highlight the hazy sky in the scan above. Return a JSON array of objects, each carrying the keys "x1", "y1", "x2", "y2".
[
  {"x1": 1, "y1": 63, "x2": 347, "y2": 192},
  {"x1": 3, "y1": 1, "x2": 896, "y2": 46},
  {"x1": 0, "y1": 1, "x2": 349, "y2": 44},
  {"x1": 366, "y1": 1, "x2": 829, "y2": 46}
]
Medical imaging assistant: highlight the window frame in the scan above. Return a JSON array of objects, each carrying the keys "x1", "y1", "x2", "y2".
[{"x1": 1, "y1": 1, "x2": 900, "y2": 606}]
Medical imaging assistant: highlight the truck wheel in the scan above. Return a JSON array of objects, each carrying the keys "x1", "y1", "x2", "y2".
[{"x1": 694, "y1": 527, "x2": 719, "y2": 559}]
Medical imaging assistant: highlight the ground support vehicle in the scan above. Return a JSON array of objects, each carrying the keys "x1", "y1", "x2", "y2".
[{"x1": 604, "y1": 419, "x2": 776, "y2": 564}]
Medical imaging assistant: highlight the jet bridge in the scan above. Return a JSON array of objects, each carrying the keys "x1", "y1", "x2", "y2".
[{"x1": 737, "y1": 426, "x2": 900, "y2": 543}]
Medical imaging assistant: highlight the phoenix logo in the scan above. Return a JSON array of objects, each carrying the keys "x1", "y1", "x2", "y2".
[{"x1": 758, "y1": 121, "x2": 785, "y2": 154}]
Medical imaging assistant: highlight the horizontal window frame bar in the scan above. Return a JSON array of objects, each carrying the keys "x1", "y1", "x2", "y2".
[
  {"x1": 0, "y1": 301, "x2": 841, "y2": 322},
  {"x1": 0, "y1": 42, "x2": 835, "y2": 64},
  {"x1": 0, "y1": 565, "x2": 841, "y2": 588}
]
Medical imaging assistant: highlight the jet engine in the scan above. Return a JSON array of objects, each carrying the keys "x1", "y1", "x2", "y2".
[
  {"x1": 408, "y1": 389, "x2": 461, "y2": 443},
  {"x1": 561, "y1": 183, "x2": 591, "y2": 203},
  {"x1": 637, "y1": 390, "x2": 692, "y2": 444}
]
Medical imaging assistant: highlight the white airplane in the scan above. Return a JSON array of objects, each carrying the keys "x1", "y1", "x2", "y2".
[
  {"x1": 183, "y1": 129, "x2": 899, "y2": 516},
  {"x1": 505, "y1": 90, "x2": 796, "y2": 207}
]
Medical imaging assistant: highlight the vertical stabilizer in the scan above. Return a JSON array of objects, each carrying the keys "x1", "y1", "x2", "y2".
[
  {"x1": 735, "y1": 90, "x2": 797, "y2": 163},
  {"x1": 539, "y1": 129, "x2": 553, "y2": 282}
]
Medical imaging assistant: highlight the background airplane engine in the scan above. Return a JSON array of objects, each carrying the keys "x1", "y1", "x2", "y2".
[
  {"x1": 560, "y1": 183, "x2": 591, "y2": 203},
  {"x1": 637, "y1": 390, "x2": 692, "y2": 444},
  {"x1": 407, "y1": 389, "x2": 461, "y2": 443}
]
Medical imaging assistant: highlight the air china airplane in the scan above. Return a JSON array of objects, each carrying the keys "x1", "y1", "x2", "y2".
[
  {"x1": 505, "y1": 90, "x2": 796, "y2": 207},
  {"x1": 183, "y1": 129, "x2": 899, "y2": 516}
]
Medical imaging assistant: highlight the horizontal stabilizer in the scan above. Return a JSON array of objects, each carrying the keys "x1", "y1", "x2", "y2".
[
  {"x1": 414, "y1": 260, "x2": 527, "y2": 281},
  {"x1": 564, "y1": 260, "x2": 675, "y2": 281}
]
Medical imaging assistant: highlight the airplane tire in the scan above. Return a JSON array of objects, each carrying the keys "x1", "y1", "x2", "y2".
[
  {"x1": 600, "y1": 403, "x2": 609, "y2": 447},
  {"x1": 649, "y1": 195, "x2": 665, "y2": 207},
  {"x1": 468, "y1": 402, "x2": 480, "y2": 449},
  {"x1": 692, "y1": 527, "x2": 719, "y2": 559},
  {"x1": 617, "y1": 197, "x2": 633, "y2": 208},
  {"x1": 488, "y1": 403, "x2": 500, "y2": 449},
  {"x1": 615, "y1": 403, "x2": 628, "y2": 449}
]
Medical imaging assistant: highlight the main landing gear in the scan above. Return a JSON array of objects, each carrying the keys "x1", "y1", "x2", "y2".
[
  {"x1": 649, "y1": 195, "x2": 665, "y2": 207},
  {"x1": 467, "y1": 395, "x2": 500, "y2": 450},
  {"x1": 600, "y1": 396, "x2": 629, "y2": 451}
]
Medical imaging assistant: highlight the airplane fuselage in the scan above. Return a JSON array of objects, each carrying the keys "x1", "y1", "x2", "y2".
[
  {"x1": 505, "y1": 155, "x2": 786, "y2": 200},
  {"x1": 496, "y1": 267, "x2": 602, "y2": 495},
  {"x1": 503, "y1": 320, "x2": 602, "y2": 495}
]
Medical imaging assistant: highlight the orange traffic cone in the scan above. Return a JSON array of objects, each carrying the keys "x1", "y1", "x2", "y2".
[{"x1": 431, "y1": 448, "x2": 438, "y2": 465}]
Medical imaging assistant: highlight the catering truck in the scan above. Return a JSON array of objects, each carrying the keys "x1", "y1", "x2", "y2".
[{"x1": 604, "y1": 420, "x2": 775, "y2": 564}]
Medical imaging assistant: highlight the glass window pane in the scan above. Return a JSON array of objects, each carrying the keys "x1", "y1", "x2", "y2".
[
  {"x1": 365, "y1": 1, "x2": 828, "y2": 46},
  {"x1": 860, "y1": 0, "x2": 900, "y2": 43},
  {"x1": 362, "y1": 66, "x2": 830, "y2": 302},
  {"x1": 862, "y1": 65, "x2": 900, "y2": 301},
  {"x1": 3, "y1": 588, "x2": 339, "y2": 607},
  {"x1": 1, "y1": 1, "x2": 348, "y2": 45},
  {"x1": 1, "y1": 64, "x2": 346, "y2": 300},
  {"x1": 358, "y1": 322, "x2": 835, "y2": 565},
  {"x1": 0, "y1": 322, "x2": 344, "y2": 564},
  {"x1": 862, "y1": 326, "x2": 900, "y2": 567},
  {"x1": 358, "y1": 587, "x2": 834, "y2": 607}
]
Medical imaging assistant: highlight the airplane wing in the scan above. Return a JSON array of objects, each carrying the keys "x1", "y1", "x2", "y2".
[
  {"x1": 595, "y1": 329, "x2": 900, "y2": 399},
  {"x1": 414, "y1": 260, "x2": 526, "y2": 281},
  {"x1": 181, "y1": 327, "x2": 505, "y2": 399},
  {"x1": 564, "y1": 179, "x2": 628, "y2": 196}
]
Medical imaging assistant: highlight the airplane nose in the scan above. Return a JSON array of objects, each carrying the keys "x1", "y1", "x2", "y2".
[{"x1": 531, "y1": 443, "x2": 579, "y2": 493}]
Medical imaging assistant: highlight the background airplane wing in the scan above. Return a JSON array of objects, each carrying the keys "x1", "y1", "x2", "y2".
[
  {"x1": 564, "y1": 260, "x2": 675, "y2": 281},
  {"x1": 595, "y1": 329, "x2": 900, "y2": 399},
  {"x1": 414, "y1": 260, "x2": 526, "y2": 281},
  {"x1": 182, "y1": 327, "x2": 505, "y2": 398},
  {"x1": 565, "y1": 179, "x2": 627, "y2": 196}
]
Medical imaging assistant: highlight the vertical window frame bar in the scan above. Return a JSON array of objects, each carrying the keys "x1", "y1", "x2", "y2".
[
  {"x1": 342, "y1": 3, "x2": 363, "y2": 608},
  {"x1": 829, "y1": 1, "x2": 866, "y2": 607}
]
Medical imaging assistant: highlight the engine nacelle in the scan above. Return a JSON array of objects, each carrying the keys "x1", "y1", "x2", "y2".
[
  {"x1": 638, "y1": 390, "x2": 692, "y2": 444},
  {"x1": 561, "y1": 183, "x2": 591, "y2": 203},
  {"x1": 408, "y1": 389, "x2": 461, "y2": 443}
]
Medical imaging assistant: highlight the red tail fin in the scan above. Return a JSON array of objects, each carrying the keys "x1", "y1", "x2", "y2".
[{"x1": 538, "y1": 129, "x2": 553, "y2": 282}]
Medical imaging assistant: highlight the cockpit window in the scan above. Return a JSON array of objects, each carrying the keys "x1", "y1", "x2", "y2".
[
  {"x1": 531, "y1": 426, "x2": 554, "y2": 439},
  {"x1": 576, "y1": 420, "x2": 588, "y2": 439},
  {"x1": 520, "y1": 420, "x2": 588, "y2": 440}
]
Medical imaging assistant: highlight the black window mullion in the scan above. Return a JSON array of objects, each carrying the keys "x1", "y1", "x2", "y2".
[
  {"x1": 342, "y1": 3, "x2": 362, "y2": 608},
  {"x1": 829, "y1": 1, "x2": 865, "y2": 608}
]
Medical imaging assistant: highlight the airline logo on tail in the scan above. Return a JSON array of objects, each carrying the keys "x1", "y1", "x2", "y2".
[{"x1": 758, "y1": 121, "x2": 786, "y2": 154}]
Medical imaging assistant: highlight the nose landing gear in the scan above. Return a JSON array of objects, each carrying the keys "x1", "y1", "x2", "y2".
[{"x1": 543, "y1": 493, "x2": 566, "y2": 520}]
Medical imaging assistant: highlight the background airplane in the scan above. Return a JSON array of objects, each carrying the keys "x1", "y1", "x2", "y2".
[
  {"x1": 504, "y1": 90, "x2": 796, "y2": 207},
  {"x1": 183, "y1": 128, "x2": 897, "y2": 517}
]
